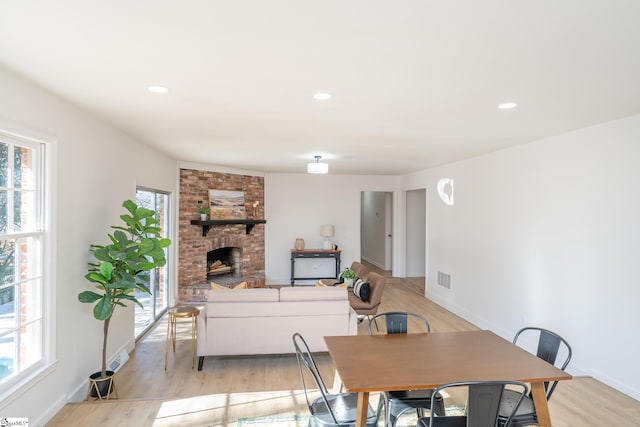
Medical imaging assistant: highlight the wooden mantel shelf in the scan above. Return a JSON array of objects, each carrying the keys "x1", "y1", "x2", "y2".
[{"x1": 190, "y1": 219, "x2": 267, "y2": 236}]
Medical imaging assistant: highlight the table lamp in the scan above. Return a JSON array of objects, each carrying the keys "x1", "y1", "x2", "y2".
[{"x1": 320, "y1": 224, "x2": 334, "y2": 250}]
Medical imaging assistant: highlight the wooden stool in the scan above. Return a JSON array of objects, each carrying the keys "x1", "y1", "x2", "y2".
[{"x1": 165, "y1": 305, "x2": 199, "y2": 370}]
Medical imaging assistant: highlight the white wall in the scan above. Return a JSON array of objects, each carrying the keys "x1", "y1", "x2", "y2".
[
  {"x1": 0, "y1": 66, "x2": 177, "y2": 424},
  {"x1": 405, "y1": 189, "x2": 426, "y2": 276},
  {"x1": 402, "y1": 114, "x2": 640, "y2": 400},
  {"x1": 264, "y1": 174, "x2": 400, "y2": 284}
]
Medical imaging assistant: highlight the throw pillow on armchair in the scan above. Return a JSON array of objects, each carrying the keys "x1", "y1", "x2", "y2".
[{"x1": 353, "y1": 279, "x2": 370, "y2": 302}]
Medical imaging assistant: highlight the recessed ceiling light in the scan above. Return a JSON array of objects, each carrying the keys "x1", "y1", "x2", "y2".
[
  {"x1": 147, "y1": 85, "x2": 169, "y2": 94},
  {"x1": 313, "y1": 92, "x2": 332, "y2": 101},
  {"x1": 498, "y1": 102, "x2": 517, "y2": 109}
]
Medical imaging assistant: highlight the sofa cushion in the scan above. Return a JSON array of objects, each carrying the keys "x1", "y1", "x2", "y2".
[
  {"x1": 210, "y1": 281, "x2": 248, "y2": 290},
  {"x1": 210, "y1": 281, "x2": 230, "y2": 290},
  {"x1": 279, "y1": 286, "x2": 347, "y2": 301},
  {"x1": 207, "y1": 288, "x2": 279, "y2": 302}
]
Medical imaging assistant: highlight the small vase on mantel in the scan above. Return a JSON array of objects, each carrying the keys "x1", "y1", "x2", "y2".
[{"x1": 294, "y1": 238, "x2": 305, "y2": 251}]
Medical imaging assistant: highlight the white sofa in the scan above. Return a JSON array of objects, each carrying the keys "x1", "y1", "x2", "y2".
[{"x1": 196, "y1": 286, "x2": 358, "y2": 370}]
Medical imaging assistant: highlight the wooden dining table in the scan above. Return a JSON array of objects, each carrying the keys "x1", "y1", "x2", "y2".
[{"x1": 324, "y1": 330, "x2": 572, "y2": 427}]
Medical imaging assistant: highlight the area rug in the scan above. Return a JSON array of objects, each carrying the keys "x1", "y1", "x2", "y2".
[
  {"x1": 237, "y1": 414, "x2": 309, "y2": 426},
  {"x1": 237, "y1": 406, "x2": 465, "y2": 426}
]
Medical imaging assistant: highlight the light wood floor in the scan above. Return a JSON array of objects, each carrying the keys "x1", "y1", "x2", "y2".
[{"x1": 47, "y1": 267, "x2": 640, "y2": 426}]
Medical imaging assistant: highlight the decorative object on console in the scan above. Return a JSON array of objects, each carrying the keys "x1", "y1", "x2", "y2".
[
  {"x1": 209, "y1": 189, "x2": 246, "y2": 219},
  {"x1": 307, "y1": 155, "x2": 329, "y2": 174},
  {"x1": 252, "y1": 201, "x2": 259, "y2": 218},
  {"x1": 320, "y1": 224, "x2": 334, "y2": 249},
  {"x1": 294, "y1": 238, "x2": 305, "y2": 251}
]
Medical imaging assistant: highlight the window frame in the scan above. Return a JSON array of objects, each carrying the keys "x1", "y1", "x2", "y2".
[{"x1": 0, "y1": 128, "x2": 54, "y2": 404}]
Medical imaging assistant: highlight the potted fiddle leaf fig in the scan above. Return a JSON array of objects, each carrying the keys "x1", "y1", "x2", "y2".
[{"x1": 78, "y1": 199, "x2": 171, "y2": 398}]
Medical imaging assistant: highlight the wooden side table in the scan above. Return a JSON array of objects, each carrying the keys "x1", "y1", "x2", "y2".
[{"x1": 165, "y1": 305, "x2": 200, "y2": 370}]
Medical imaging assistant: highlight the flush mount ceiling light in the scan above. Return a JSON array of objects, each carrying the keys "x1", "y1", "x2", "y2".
[
  {"x1": 498, "y1": 102, "x2": 517, "y2": 109},
  {"x1": 147, "y1": 85, "x2": 169, "y2": 94},
  {"x1": 307, "y1": 155, "x2": 329, "y2": 174},
  {"x1": 313, "y1": 92, "x2": 332, "y2": 101}
]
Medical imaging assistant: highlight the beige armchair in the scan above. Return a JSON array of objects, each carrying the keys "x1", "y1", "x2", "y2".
[{"x1": 348, "y1": 271, "x2": 385, "y2": 317}]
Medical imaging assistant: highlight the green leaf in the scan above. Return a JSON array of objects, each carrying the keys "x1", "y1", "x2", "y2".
[
  {"x1": 136, "y1": 283, "x2": 151, "y2": 295},
  {"x1": 93, "y1": 246, "x2": 112, "y2": 262},
  {"x1": 119, "y1": 214, "x2": 136, "y2": 229},
  {"x1": 98, "y1": 262, "x2": 114, "y2": 281},
  {"x1": 138, "y1": 238, "x2": 154, "y2": 255},
  {"x1": 137, "y1": 261, "x2": 157, "y2": 271},
  {"x1": 110, "y1": 279, "x2": 136, "y2": 290},
  {"x1": 78, "y1": 290, "x2": 102, "y2": 303},
  {"x1": 93, "y1": 296, "x2": 113, "y2": 320},
  {"x1": 113, "y1": 230, "x2": 129, "y2": 246},
  {"x1": 136, "y1": 207, "x2": 155, "y2": 220},
  {"x1": 86, "y1": 272, "x2": 107, "y2": 284},
  {"x1": 122, "y1": 199, "x2": 137, "y2": 215}
]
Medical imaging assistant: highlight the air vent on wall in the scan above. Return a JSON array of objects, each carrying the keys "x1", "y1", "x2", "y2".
[
  {"x1": 108, "y1": 349, "x2": 129, "y2": 373},
  {"x1": 437, "y1": 271, "x2": 451, "y2": 289}
]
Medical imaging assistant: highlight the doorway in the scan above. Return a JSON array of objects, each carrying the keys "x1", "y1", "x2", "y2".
[
  {"x1": 405, "y1": 189, "x2": 426, "y2": 277},
  {"x1": 360, "y1": 191, "x2": 393, "y2": 272}
]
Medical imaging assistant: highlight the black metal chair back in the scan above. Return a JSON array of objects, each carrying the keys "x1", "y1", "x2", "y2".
[
  {"x1": 417, "y1": 381, "x2": 528, "y2": 427},
  {"x1": 513, "y1": 327, "x2": 572, "y2": 399},
  {"x1": 367, "y1": 311, "x2": 431, "y2": 335},
  {"x1": 292, "y1": 332, "x2": 377, "y2": 427},
  {"x1": 366, "y1": 312, "x2": 442, "y2": 426}
]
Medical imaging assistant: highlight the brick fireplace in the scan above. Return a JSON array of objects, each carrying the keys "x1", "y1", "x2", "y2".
[{"x1": 178, "y1": 168, "x2": 265, "y2": 301}]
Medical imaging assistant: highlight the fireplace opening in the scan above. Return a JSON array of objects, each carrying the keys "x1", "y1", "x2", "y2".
[{"x1": 207, "y1": 247, "x2": 241, "y2": 282}]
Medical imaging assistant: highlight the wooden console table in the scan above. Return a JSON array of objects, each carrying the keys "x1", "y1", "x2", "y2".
[{"x1": 290, "y1": 249, "x2": 341, "y2": 286}]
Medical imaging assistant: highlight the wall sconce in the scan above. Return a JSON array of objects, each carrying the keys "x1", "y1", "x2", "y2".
[{"x1": 437, "y1": 178, "x2": 454, "y2": 205}]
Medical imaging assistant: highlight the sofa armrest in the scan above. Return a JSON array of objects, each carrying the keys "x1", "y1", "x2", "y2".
[{"x1": 196, "y1": 305, "x2": 208, "y2": 356}]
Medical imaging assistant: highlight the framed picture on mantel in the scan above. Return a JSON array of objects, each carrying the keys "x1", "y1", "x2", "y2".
[{"x1": 209, "y1": 190, "x2": 246, "y2": 219}]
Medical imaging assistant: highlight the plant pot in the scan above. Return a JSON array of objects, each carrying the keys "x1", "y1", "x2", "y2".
[
  {"x1": 344, "y1": 278, "x2": 354, "y2": 287},
  {"x1": 88, "y1": 370, "x2": 117, "y2": 400},
  {"x1": 200, "y1": 213, "x2": 208, "y2": 221}
]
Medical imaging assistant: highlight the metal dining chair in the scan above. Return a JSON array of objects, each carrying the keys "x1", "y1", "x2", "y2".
[
  {"x1": 367, "y1": 312, "x2": 445, "y2": 427},
  {"x1": 292, "y1": 333, "x2": 378, "y2": 427},
  {"x1": 497, "y1": 327, "x2": 572, "y2": 427},
  {"x1": 417, "y1": 381, "x2": 529, "y2": 427}
]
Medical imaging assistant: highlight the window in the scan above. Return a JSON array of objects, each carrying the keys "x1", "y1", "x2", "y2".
[
  {"x1": 0, "y1": 133, "x2": 45, "y2": 391},
  {"x1": 134, "y1": 188, "x2": 171, "y2": 338}
]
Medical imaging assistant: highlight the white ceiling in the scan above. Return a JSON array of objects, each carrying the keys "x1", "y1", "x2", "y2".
[{"x1": 2, "y1": 1, "x2": 640, "y2": 175}]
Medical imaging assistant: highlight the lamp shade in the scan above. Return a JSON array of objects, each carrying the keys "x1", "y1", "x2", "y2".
[
  {"x1": 320, "y1": 224, "x2": 334, "y2": 238},
  {"x1": 307, "y1": 155, "x2": 329, "y2": 174}
]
